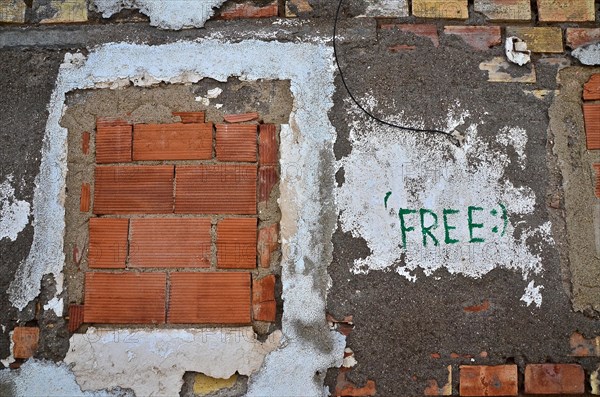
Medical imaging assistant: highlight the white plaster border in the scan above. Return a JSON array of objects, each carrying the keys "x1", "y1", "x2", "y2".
[{"x1": 7, "y1": 40, "x2": 344, "y2": 396}]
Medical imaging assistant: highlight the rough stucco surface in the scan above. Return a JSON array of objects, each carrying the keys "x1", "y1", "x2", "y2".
[
  {"x1": 551, "y1": 67, "x2": 600, "y2": 313},
  {"x1": 3, "y1": 40, "x2": 344, "y2": 396}
]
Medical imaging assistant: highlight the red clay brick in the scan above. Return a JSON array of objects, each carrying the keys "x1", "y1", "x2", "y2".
[
  {"x1": 566, "y1": 28, "x2": 600, "y2": 49},
  {"x1": 84, "y1": 272, "x2": 166, "y2": 324},
  {"x1": 459, "y1": 365, "x2": 518, "y2": 396},
  {"x1": 474, "y1": 0, "x2": 531, "y2": 21},
  {"x1": 259, "y1": 166, "x2": 279, "y2": 202},
  {"x1": 93, "y1": 165, "x2": 174, "y2": 214},
  {"x1": 380, "y1": 23, "x2": 439, "y2": 47},
  {"x1": 443, "y1": 26, "x2": 501, "y2": 51},
  {"x1": 133, "y1": 123, "x2": 213, "y2": 161},
  {"x1": 216, "y1": 124, "x2": 257, "y2": 162},
  {"x1": 95, "y1": 124, "x2": 132, "y2": 164},
  {"x1": 584, "y1": 74, "x2": 600, "y2": 101},
  {"x1": 463, "y1": 299, "x2": 491, "y2": 312},
  {"x1": 218, "y1": 0, "x2": 278, "y2": 19},
  {"x1": 129, "y1": 218, "x2": 211, "y2": 268},
  {"x1": 217, "y1": 218, "x2": 256, "y2": 269},
  {"x1": 584, "y1": 104, "x2": 600, "y2": 150},
  {"x1": 88, "y1": 218, "x2": 128, "y2": 269},
  {"x1": 82, "y1": 131, "x2": 90, "y2": 155},
  {"x1": 253, "y1": 275, "x2": 276, "y2": 322},
  {"x1": 12, "y1": 327, "x2": 39, "y2": 359},
  {"x1": 258, "y1": 223, "x2": 278, "y2": 268},
  {"x1": 524, "y1": 364, "x2": 585, "y2": 394},
  {"x1": 335, "y1": 370, "x2": 377, "y2": 396},
  {"x1": 389, "y1": 44, "x2": 416, "y2": 53},
  {"x1": 175, "y1": 165, "x2": 257, "y2": 214},
  {"x1": 537, "y1": 0, "x2": 595, "y2": 22},
  {"x1": 80, "y1": 183, "x2": 90, "y2": 212},
  {"x1": 168, "y1": 272, "x2": 251, "y2": 324},
  {"x1": 172, "y1": 111, "x2": 205, "y2": 124},
  {"x1": 259, "y1": 124, "x2": 278, "y2": 166},
  {"x1": 223, "y1": 112, "x2": 260, "y2": 123},
  {"x1": 68, "y1": 304, "x2": 84, "y2": 333}
]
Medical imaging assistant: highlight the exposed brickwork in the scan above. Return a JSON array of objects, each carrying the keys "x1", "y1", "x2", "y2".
[
  {"x1": 215, "y1": 124, "x2": 258, "y2": 162},
  {"x1": 584, "y1": 74, "x2": 600, "y2": 101},
  {"x1": 412, "y1": 0, "x2": 468, "y2": 19},
  {"x1": 223, "y1": 112, "x2": 259, "y2": 123},
  {"x1": 168, "y1": 272, "x2": 251, "y2": 324},
  {"x1": 474, "y1": 0, "x2": 531, "y2": 21},
  {"x1": 175, "y1": 164, "x2": 257, "y2": 214},
  {"x1": 584, "y1": 104, "x2": 600, "y2": 150},
  {"x1": 258, "y1": 223, "x2": 279, "y2": 268},
  {"x1": 172, "y1": 111, "x2": 205, "y2": 124},
  {"x1": 88, "y1": 218, "x2": 128, "y2": 269},
  {"x1": 524, "y1": 364, "x2": 585, "y2": 394},
  {"x1": 12, "y1": 327, "x2": 39, "y2": 359},
  {"x1": 459, "y1": 365, "x2": 518, "y2": 396},
  {"x1": 253, "y1": 274, "x2": 276, "y2": 322},
  {"x1": 78, "y1": 111, "x2": 280, "y2": 328},
  {"x1": 218, "y1": 0, "x2": 278, "y2": 20},
  {"x1": 133, "y1": 123, "x2": 213, "y2": 161},
  {"x1": 93, "y1": 165, "x2": 175, "y2": 214},
  {"x1": 82, "y1": 131, "x2": 90, "y2": 155},
  {"x1": 217, "y1": 218, "x2": 257, "y2": 269},
  {"x1": 129, "y1": 218, "x2": 212, "y2": 268},
  {"x1": 83, "y1": 272, "x2": 167, "y2": 324},
  {"x1": 506, "y1": 27, "x2": 564, "y2": 53},
  {"x1": 443, "y1": 26, "x2": 502, "y2": 51},
  {"x1": 80, "y1": 183, "x2": 90, "y2": 212},
  {"x1": 567, "y1": 28, "x2": 600, "y2": 49},
  {"x1": 570, "y1": 331, "x2": 600, "y2": 356},
  {"x1": 95, "y1": 124, "x2": 132, "y2": 164},
  {"x1": 68, "y1": 305, "x2": 85, "y2": 333},
  {"x1": 537, "y1": 0, "x2": 596, "y2": 22}
]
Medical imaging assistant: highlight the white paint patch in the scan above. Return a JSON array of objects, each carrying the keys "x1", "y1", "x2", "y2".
[
  {"x1": 43, "y1": 297, "x2": 63, "y2": 317},
  {"x1": 572, "y1": 43, "x2": 600, "y2": 66},
  {"x1": 0, "y1": 359, "x2": 133, "y2": 397},
  {"x1": 22, "y1": 40, "x2": 343, "y2": 396},
  {"x1": 92, "y1": 0, "x2": 226, "y2": 30},
  {"x1": 64, "y1": 327, "x2": 281, "y2": 396},
  {"x1": 206, "y1": 87, "x2": 223, "y2": 98},
  {"x1": 336, "y1": 96, "x2": 551, "y2": 296},
  {"x1": 0, "y1": 175, "x2": 30, "y2": 242},
  {"x1": 521, "y1": 280, "x2": 543, "y2": 307},
  {"x1": 505, "y1": 36, "x2": 531, "y2": 66}
]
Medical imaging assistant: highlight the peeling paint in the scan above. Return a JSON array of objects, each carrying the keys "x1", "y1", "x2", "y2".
[
  {"x1": 0, "y1": 359, "x2": 133, "y2": 396},
  {"x1": 43, "y1": 297, "x2": 64, "y2": 317},
  {"x1": 505, "y1": 36, "x2": 531, "y2": 66},
  {"x1": 572, "y1": 43, "x2": 600, "y2": 66},
  {"x1": 64, "y1": 327, "x2": 280, "y2": 396},
  {"x1": 91, "y1": 0, "x2": 227, "y2": 30},
  {"x1": 0, "y1": 175, "x2": 30, "y2": 242},
  {"x1": 520, "y1": 280, "x2": 543, "y2": 308},
  {"x1": 336, "y1": 96, "x2": 552, "y2": 300}
]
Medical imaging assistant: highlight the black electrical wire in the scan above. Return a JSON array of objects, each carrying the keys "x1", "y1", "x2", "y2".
[{"x1": 333, "y1": 0, "x2": 456, "y2": 141}]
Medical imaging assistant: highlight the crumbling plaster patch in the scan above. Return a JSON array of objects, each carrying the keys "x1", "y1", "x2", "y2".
[
  {"x1": 0, "y1": 175, "x2": 30, "y2": 242},
  {"x1": 336, "y1": 96, "x2": 553, "y2": 304},
  {"x1": 6, "y1": 40, "x2": 344, "y2": 396},
  {"x1": 92, "y1": 0, "x2": 227, "y2": 30}
]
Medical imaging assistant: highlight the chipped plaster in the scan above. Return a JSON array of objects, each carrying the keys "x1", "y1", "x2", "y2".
[
  {"x1": 6, "y1": 40, "x2": 344, "y2": 395},
  {"x1": 92, "y1": 0, "x2": 227, "y2": 30},
  {"x1": 336, "y1": 97, "x2": 552, "y2": 305},
  {"x1": 0, "y1": 175, "x2": 30, "y2": 242}
]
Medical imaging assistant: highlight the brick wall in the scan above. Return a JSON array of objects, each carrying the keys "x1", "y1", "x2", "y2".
[{"x1": 72, "y1": 111, "x2": 280, "y2": 328}]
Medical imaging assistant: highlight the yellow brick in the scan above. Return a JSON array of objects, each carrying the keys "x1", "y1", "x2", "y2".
[
  {"x1": 506, "y1": 27, "x2": 564, "y2": 53},
  {"x1": 412, "y1": 0, "x2": 468, "y2": 19},
  {"x1": 193, "y1": 373, "x2": 237, "y2": 396},
  {"x1": 537, "y1": 0, "x2": 595, "y2": 22},
  {"x1": 40, "y1": 0, "x2": 87, "y2": 24},
  {"x1": 0, "y1": 0, "x2": 26, "y2": 23},
  {"x1": 474, "y1": 0, "x2": 531, "y2": 21}
]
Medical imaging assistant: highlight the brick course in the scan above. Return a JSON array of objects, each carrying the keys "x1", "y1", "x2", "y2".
[
  {"x1": 524, "y1": 364, "x2": 585, "y2": 394},
  {"x1": 459, "y1": 365, "x2": 518, "y2": 396}
]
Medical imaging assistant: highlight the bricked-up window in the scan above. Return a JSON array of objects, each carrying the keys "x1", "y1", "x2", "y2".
[{"x1": 67, "y1": 110, "x2": 280, "y2": 329}]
